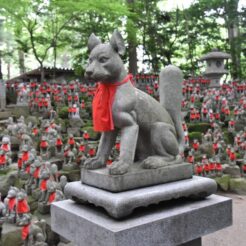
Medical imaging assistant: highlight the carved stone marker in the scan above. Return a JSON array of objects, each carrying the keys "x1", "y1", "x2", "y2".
[{"x1": 0, "y1": 79, "x2": 6, "y2": 111}]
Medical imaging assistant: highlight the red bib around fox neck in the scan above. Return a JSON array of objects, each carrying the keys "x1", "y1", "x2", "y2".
[{"x1": 93, "y1": 74, "x2": 133, "y2": 132}]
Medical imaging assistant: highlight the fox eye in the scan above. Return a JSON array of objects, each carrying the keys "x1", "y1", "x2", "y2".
[{"x1": 99, "y1": 57, "x2": 109, "y2": 63}]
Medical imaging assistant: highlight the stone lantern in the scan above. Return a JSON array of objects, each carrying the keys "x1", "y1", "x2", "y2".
[{"x1": 200, "y1": 48, "x2": 231, "y2": 88}]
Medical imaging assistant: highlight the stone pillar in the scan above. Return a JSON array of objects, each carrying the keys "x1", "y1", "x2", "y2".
[{"x1": 0, "y1": 79, "x2": 6, "y2": 111}]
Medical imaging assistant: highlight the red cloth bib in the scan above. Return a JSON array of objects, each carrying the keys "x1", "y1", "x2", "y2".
[
  {"x1": 89, "y1": 148, "x2": 96, "y2": 157},
  {"x1": 8, "y1": 197, "x2": 16, "y2": 211},
  {"x1": 40, "y1": 179, "x2": 47, "y2": 191},
  {"x1": 216, "y1": 163, "x2": 222, "y2": 171},
  {"x1": 0, "y1": 155, "x2": 6, "y2": 165},
  {"x1": 17, "y1": 199, "x2": 30, "y2": 214},
  {"x1": 33, "y1": 167, "x2": 40, "y2": 179},
  {"x1": 92, "y1": 74, "x2": 133, "y2": 132},
  {"x1": 22, "y1": 152, "x2": 29, "y2": 162},
  {"x1": 1, "y1": 144, "x2": 9, "y2": 152},
  {"x1": 56, "y1": 139, "x2": 63, "y2": 146},
  {"x1": 79, "y1": 145, "x2": 85, "y2": 152},
  {"x1": 68, "y1": 138, "x2": 75, "y2": 145},
  {"x1": 48, "y1": 192, "x2": 56, "y2": 203},
  {"x1": 83, "y1": 133, "x2": 89, "y2": 139},
  {"x1": 40, "y1": 140, "x2": 48, "y2": 148},
  {"x1": 32, "y1": 128, "x2": 38, "y2": 136},
  {"x1": 18, "y1": 158, "x2": 23, "y2": 168},
  {"x1": 25, "y1": 165, "x2": 31, "y2": 174},
  {"x1": 22, "y1": 224, "x2": 30, "y2": 240}
]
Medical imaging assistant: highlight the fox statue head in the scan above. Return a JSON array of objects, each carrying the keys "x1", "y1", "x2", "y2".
[{"x1": 85, "y1": 30, "x2": 127, "y2": 83}]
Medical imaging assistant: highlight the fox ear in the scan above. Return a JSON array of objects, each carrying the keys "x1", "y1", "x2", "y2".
[
  {"x1": 110, "y1": 30, "x2": 126, "y2": 56},
  {"x1": 88, "y1": 33, "x2": 101, "y2": 52}
]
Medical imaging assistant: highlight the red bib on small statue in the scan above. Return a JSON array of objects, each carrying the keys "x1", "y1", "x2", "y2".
[
  {"x1": 17, "y1": 199, "x2": 30, "y2": 214},
  {"x1": 22, "y1": 224, "x2": 30, "y2": 240},
  {"x1": 8, "y1": 197, "x2": 16, "y2": 211},
  {"x1": 92, "y1": 74, "x2": 133, "y2": 132}
]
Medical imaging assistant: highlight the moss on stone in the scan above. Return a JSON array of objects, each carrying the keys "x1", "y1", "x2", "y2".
[
  {"x1": 188, "y1": 132, "x2": 202, "y2": 142},
  {"x1": 215, "y1": 175, "x2": 230, "y2": 191},
  {"x1": 58, "y1": 106, "x2": 69, "y2": 119},
  {"x1": 1, "y1": 225, "x2": 22, "y2": 246},
  {"x1": 223, "y1": 129, "x2": 234, "y2": 145},
  {"x1": 187, "y1": 123, "x2": 210, "y2": 133},
  {"x1": 229, "y1": 178, "x2": 246, "y2": 195}
]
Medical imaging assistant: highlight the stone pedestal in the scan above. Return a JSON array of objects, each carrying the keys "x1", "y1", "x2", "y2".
[
  {"x1": 51, "y1": 194, "x2": 232, "y2": 246},
  {"x1": 81, "y1": 162, "x2": 193, "y2": 192},
  {"x1": 65, "y1": 176, "x2": 217, "y2": 219}
]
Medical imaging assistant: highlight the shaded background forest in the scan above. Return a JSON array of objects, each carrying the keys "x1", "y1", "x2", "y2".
[{"x1": 0, "y1": 0, "x2": 245, "y2": 81}]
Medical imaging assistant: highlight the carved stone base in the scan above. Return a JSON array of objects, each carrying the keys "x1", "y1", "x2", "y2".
[
  {"x1": 65, "y1": 176, "x2": 217, "y2": 219},
  {"x1": 81, "y1": 162, "x2": 193, "y2": 192}
]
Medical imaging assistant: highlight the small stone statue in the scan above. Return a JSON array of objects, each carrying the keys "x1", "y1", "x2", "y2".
[
  {"x1": 45, "y1": 181, "x2": 65, "y2": 205},
  {"x1": 29, "y1": 159, "x2": 42, "y2": 190},
  {"x1": 50, "y1": 163, "x2": 59, "y2": 182},
  {"x1": 17, "y1": 83, "x2": 29, "y2": 106},
  {"x1": 0, "y1": 149, "x2": 11, "y2": 169},
  {"x1": 58, "y1": 175, "x2": 68, "y2": 193},
  {"x1": 38, "y1": 166, "x2": 50, "y2": 203},
  {"x1": 55, "y1": 135, "x2": 63, "y2": 156},
  {"x1": 49, "y1": 106, "x2": 57, "y2": 120},
  {"x1": 63, "y1": 145, "x2": 76, "y2": 169},
  {"x1": 20, "y1": 145, "x2": 35, "y2": 177},
  {"x1": 4, "y1": 186, "x2": 19, "y2": 223},
  {"x1": 0, "y1": 136, "x2": 12, "y2": 156},
  {"x1": 40, "y1": 136, "x2": 50, "y2": 159},
  {"x1": 229, "y1": 147, "x2": 236, "y2": 165},
  {"x1": 16, "y1": 189, "x2": 30, "y2": 226},
  {"x1": 21, "y1": 214, "x2": 47, "y2": 246}
]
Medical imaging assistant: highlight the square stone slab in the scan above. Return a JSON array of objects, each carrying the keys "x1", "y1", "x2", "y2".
[
  {"x1": 65, "y1": 176, "x2": 217, "y2": 219},
  {"x1": 51, "y1": 194, "x2": 232, "y2": 246},
  {"x1": 81, "y1": 162, "x2": 193, "y2": 192}
]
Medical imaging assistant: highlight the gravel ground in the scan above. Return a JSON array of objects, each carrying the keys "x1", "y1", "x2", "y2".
[{"x1": 203, "y1": 192, "x2": 246, "y2": 246}]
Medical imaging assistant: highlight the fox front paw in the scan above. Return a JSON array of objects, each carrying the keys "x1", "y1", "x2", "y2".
[
  {"x1": 142, "y1": 156, "x2": 168, "y2": 169},
  {"x1": 84, "y1": 157, "x2": 106, "y2": 169},
  {"x1": 109, "y1": 160, "x2": 129, "y2": 175}
]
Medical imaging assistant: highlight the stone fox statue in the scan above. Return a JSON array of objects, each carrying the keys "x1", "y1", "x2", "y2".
[{"x1": 84, "y1": 30, "x2": 184, "y2": 175}]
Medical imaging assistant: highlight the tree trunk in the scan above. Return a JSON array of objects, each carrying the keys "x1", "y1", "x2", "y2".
[
  {"x1": 128, "y1": 41, "x2": 138, "y2": 75},
  {"x1": 53, "y1": 45, "x2": 57, "y2": 80},
  {"x1": 0, "y1": 57, "x2": 2, "y2": 80},
  {"x1": 127, "y1": 0, "x2": 138, "y2": 75},
  {"x1": 40, "y1": 63, "x2": 45, "y2": 82},
  {"x1": 225, "y1": 0, "x2": 241, "y2": 79},
  {"x1": 18, "y1": 50, "x2": 25, "y2": 74},
  {"x1": 7, "y1": 62, "x2": 10, "y2": 79}
]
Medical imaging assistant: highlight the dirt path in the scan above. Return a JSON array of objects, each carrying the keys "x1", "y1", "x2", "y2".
[{"x1": 203, "y1": 192, "x2": 246, "y2": 246}]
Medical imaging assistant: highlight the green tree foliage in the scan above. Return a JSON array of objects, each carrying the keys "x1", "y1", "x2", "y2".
[{"x1": 0, "y1": 0, "x2": 245, "y2": 79}]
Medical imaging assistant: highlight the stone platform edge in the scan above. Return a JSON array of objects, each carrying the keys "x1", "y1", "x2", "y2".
[{"x1": 51, "y1": 194, "x2": 232, "y2": 246}]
